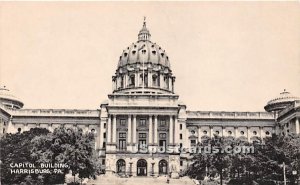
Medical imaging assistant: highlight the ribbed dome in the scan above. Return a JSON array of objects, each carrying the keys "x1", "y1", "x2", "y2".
[
  {"x1": 264, "y1": 90, "x2": 300, "y2": 112},
  {"x1": 112, "y1": 18, "x2": 175, "y2": 94},
  {"x1": 0, "y1": 86, "x2": 24, "y2": 109},
  {"x1": 117, "y1": 41, "x2": 170, "y2": 69},
  {"x1": 117, "y1": 17, "x2": 171, "y2": 70}
]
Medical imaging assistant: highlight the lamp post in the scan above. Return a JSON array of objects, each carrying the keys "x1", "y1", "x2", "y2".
[{"x1": 283, "y1": 162, "x2": 286, "y2": 185}]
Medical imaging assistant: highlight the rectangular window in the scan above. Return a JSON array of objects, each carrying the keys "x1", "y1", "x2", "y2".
[
  {"x1": 139, "y1": 119, "x2": 146, "y2": 127},
  {"x1": 139, "y1": 139, "x2": 147, "y2": 148},
  {"x1": 180, "y1": 124, "x2": 182, "y2": 130},
  {"x1": 159, "y1": 140, "x2": 166, "y2": 147},
  {"x1": 160, "y1": 120, "x2": 166, "y2": 127},
  {"x1": 103, "y1": 142, "x2": 106, "y2": 148},
  {"x1": 120, "y1": 119, "x2": 126, "y2": 126},
  {"x1": 180, "y1": 134, "x2": 182, "y2": 139},
  {"x1": 103, "y1": 132, "x2": 106, "y2": 139},
  {"x1": 190, "y1": 140, "x2": 196, "y2": 146},
  {"x1": 119, "y1": 132, "x2": 126, "y2": 138},
  {"x1": 159, "y1": 133, "x2": 167, "y2": 139},
  {"x1": 119, "y1": 139, "x2": 126, "y2": 151},
  {"x1": 103, "y1": 123, "x2": 106, "y2": 129},
  {"x1": 180, "y1": 161, "x2": 183, "y2": 166},
  {"x1": 180, "y1": 143, "x2": 183, "y2": 148},
  {"x1": 102, "y1": 159, "x2": 106, "y2": 165},
  {"x1": 118, "y1": 132, "x2": 127, "y2": 151},
  {"x1": 138, "y1": 133, "x2": 147, "y2": 150},
  {"x1": 139, "y1": 133, "x2": 147, "y2": 138}
]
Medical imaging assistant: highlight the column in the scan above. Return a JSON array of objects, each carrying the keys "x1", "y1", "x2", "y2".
[
  {"x1": 132, "y1": 115, "x2": 137, "y2": 144},
  {"x1": 260, "y1": 126, "x2": 264, "y2": 140},
  {"x1": 107, "y1": 116, "x2": 111, "y2": 143},
  {"x1": 124, "y1": 74, "x2": 127, "y2": 88},
  {"x1": 112, "y1": 115, "x2": 117, "y2": 143},
  {"x1": 135, "y1": 71, "x2": 139, "y2": 87},
  {"x1": 168, "y1": 76, "x2": 172, "y2": 91},
  {"x1": 210, "y1": 126, "x2": 213, "y2": 138},
  {"x1": 169, "y1": 116, "x2": 174, "y2": 145},
  {"x1": 247, "y1": 127, "x2": 251, "y2": 142},
  {"x1": 99, "y1": 121, "x2": 103, "y2": 149},
  {"x1": 148, "y1": 71, "x2": 152, "y2": 87},
  {"x1": 296, "y1": 118, "x2": 300, "y2": 134},
  {"x1": 154, "y1": 115, "x2": 158, "y2": 144},
  {"x1": 127, "y1": 115, "x2": 132, "y2": 144},
  {"x1": 198, "y1": 126, "x2": 202, "y2": 143},
  {"x1": 235, "y1": 127, "x2": 238, "y2": 138},
  {"x1": 149, "y1": 115, "x2": 153, "y2": 144},
  {"x1": 222, "y1": 127, "x2": 225, "y2": 137},
  {"x1": 160, "y1": 73, "x2": 164, "y2": 88},
  {"x1": 172, "y1": 77, "x2": 175, "y2": 92},
  {"x1": 174, "y1": 117, "x2": 180, "y2": 145}
]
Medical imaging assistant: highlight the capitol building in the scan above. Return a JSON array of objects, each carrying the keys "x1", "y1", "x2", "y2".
[{"x1": 0, "y1": 20, "x2": 299, "y2": 178}]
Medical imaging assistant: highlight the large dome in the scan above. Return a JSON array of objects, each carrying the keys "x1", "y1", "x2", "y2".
[
  {"x1": 117, "y1": 40, "x2": 170, "y2": 69},
  {"x1": 112, "y1": 19, "x2": 175, "y2": 94},
  {"x1": 264, "y1": 90, "x2": 300, "y2": 112}
]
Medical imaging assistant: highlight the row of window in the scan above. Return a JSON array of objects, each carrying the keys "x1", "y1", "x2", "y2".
[
  {"x1": 123, "y1": 50, "x2": 167, "y2": 59},
  {"x1": 118, "y1": 73, "x2": 170, "y2": 88},
  {"x1": 118, "y1": 119, "x2": 167, "y2": 127},
  {"x1": 116, "y1": 132, "x2": 168, "y2": 151},
  {"x1": 189, "y1": 130, "x2": 271, "y2": 136}
]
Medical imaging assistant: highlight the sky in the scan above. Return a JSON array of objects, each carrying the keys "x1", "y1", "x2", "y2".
[{"x1": 0, "y1": 2, "x2": 299, "y2": 111}]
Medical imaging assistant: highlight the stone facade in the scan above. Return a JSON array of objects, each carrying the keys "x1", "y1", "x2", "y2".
[{"x1": 0, "y1": 20, "x2": 299, "y2": 178}]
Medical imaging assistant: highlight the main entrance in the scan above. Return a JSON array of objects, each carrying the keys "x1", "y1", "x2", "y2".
[
  {"x1": 137, "y1": 159, "x2": 147, "y2": 176},
  {"x1": 159, "y1": 159, "x2": 168, "y2": 175}
]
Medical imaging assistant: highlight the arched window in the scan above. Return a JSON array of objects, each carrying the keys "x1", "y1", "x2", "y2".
[
  {"x1": 152, "y1": 75, "x2": 158, "y2": 87},
  {"x1": 121, "y1": 76, "x2": 124, "y2": 88},
  {"x1": 116, "y1": 159, "x2": 126, "y2": 174},
  {"x1": 137, "y1": 159, "x2": 147, "y2": 176},
  {"x1": 129, "y1": 75, "x2": 135, "y2": 87},
  {"x1": 159, "y1": 160, "x2": 168, "y2": 175}
]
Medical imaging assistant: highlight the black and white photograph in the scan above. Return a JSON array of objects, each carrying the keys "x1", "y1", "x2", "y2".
[{"x1": 0, "y1": 2, "x2": 299, "y2": 185}]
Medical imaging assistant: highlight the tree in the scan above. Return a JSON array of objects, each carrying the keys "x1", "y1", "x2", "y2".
[
  {"x1": 31, "y1": 127, "x2": 101, "y2": 184},
  {"x1": 0, "y1": 128, "x2": 50, "y2": 184},
  {"x1": 187, "y1": 136, "x2": 235, "y2": 185},
  {"x1": 187, "y1": 133, "x2": 300, "y2": 185}
]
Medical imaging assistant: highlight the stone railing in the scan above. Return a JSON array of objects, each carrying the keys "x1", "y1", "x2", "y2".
[
  {"x1": 8, "y1": 108, "x2": 99, "y2": 117},
  {"x1": 187, "y1": 111, "x2": 274, "y2": 120}
]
